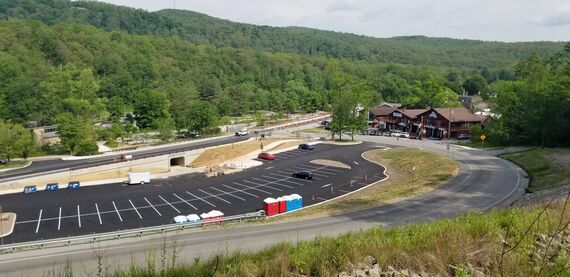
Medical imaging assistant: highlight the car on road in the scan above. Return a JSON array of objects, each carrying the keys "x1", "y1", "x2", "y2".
[
  {"x1": 235, "y1": 129, "x2": 249, "y2": 136},
  {"x1": 119, "y1": 154, "x2": 133, "y2": 161},
  {"x1": 298, "y1": 144, "x2": 314, "y2": 150},
  {"x1": 292, "y1": 171, "x2": 313, "y2": 180},
  {"x1": 258, "y1": 152, "x2": 275, "y2": 160},
  {"x1": 456, "y1": 133, "x2": 471, "y2": 140}
]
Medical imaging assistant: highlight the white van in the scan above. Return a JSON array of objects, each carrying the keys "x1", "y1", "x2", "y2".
[{"x1": 127, "y1": 172, "x2": 150, "y2": 185}]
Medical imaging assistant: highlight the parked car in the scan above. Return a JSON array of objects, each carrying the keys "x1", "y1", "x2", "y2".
[
  {"x1": 456, "y1": 133, "x2": 471, "y2": 140},
  {"x1": 382, "y1": 131, "x2": 391, "y2": 137},
  {"x1": 324, "y1": 125, "x2": 332, "y2": 130},
  {"x1": 320, "y1": 120, "x2": 330, "y2": 126},
  {"x1": 235, "y1": 129, "x2": 249, "y2": 136},
  {"x1": 172, "y1": 215, "x2": 188, "y2": 224},
  {"x1": 298, "y1": 144, "x2": 314, "y2": 150},
  {"x1": 258, "y1": 152, "x2": 275, "y2": 160},
  {"x1": 428, "y1": 136, "x2": 442, "y2": 140},
  {"x1": 399, "y1": 132, "x2": 410, "y2": 138},
  {"x1": 292, "y1": 171, "x2": 313, "y2": 180}
]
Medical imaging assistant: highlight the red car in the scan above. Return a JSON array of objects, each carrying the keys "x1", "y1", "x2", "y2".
[{"x1": 258, "y1": 152, "x2": 275, "y2": 160}]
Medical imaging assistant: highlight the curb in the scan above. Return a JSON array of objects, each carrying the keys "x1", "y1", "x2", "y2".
[{"x1": 0, "y1": 161, "x2": 32, "y2": 173}]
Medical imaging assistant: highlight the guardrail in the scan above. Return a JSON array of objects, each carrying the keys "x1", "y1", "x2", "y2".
[{"x1": 0, "y1": 211, "x2": 265, "y2": 254}]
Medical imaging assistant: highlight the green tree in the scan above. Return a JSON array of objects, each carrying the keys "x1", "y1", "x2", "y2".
[
  {"x1": 182, "y1": 101, "x2": 218, "y2": 136},
  {"x1": 462, "y1": 75, "x2": 488, "y2": 96},
  {"x1": 54, "y1": 113, "x2": 97, "y2": 155},
  {"x1": 0, "y1": 120, "x2": 35, "y2": 161},
  {"x1": 133, "y1": 89, "x2": 171, "y2": 129}
]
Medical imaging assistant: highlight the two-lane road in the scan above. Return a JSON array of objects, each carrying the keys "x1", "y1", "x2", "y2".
[{"x1": 0, "y1": 137, "x2": 527, "y2": 276}]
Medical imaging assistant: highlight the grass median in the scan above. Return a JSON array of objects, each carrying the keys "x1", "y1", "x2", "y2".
[
  {"x1": 272, "y1": 147, "x2": 459, "y2": 220},
  {"x1": 500, "y1": 148, "x2": 570, "y2": 192}
]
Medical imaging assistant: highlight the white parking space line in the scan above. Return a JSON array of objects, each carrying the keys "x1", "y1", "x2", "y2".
[
  {"x1": 211, "y1": 187, "x2": 246, "y2": 201},
  {"x1": 241, "y1": 179, "x2": 284, "y2": 191},
  {"x1": 261, "y1": 175, "x2": 305, "y2": 186},
  {"x1": 303, "y1": 165, "x2": 344, "y2": 173},
  {"x1": 173, "y1": 193, "x2": 198, "y2": 210},
  {"x1": 58, "y1": 207, "x2": 62, "y2": 231},
  {"x1": 252, "y1": 177, "x2": 294, "y2": 188},
  {"x1": 159, "y1": 195, "x2": 181, "y2": 213},
  {"x1": 223, "y1": 184, "x2": 260, "y2": 198},
  {"x1": 269, "y1": 172, "x2": 312, "y2": 183},
  {"x1": 129, "y1": 199, "x2": 142, "y2": 219},
  {"x1": 112, "y1": 201, "x2": 123, "y2": 222},
  {"x1": 186, "y1": 191, "x2": 216, "y2": 207},
  {"x1": 95, "y1": 203, "x2": 103, "y2": 224},
  {"x1": 353, "y1": 161, "x2": 359, "y2": 165},
  {"x1": 35, "y1": 209, "x2": 42, "y2": 234},
  {"x1": 339, "y1": 189, "x2": 350, "y2": 193},
  {"x1": 144, "y1": 197, "x2": 162, "y2": 216},
  {"x1": 233, "y1": 182, "x2": 272, "y2": 195},
  {"x1": 199, "y1": 189, "x2": 232, "y2": 204},
  {"x1": 77, "y1": 205, "x2": 82, "y2": 228}
]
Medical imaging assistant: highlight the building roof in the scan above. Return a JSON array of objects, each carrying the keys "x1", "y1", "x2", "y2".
[
  {"x1": 369, "y1": 106, "x2": 398, "y2": 116},
  {"x1": 402, "y1": 109, "x2": 428, "y2": 119},
  {"x1": 433, "y1": 107, "x2": 483, "y2": 122}
]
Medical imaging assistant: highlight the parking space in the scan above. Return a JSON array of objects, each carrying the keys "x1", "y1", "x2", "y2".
[{"x1": 2, "y1": 142, "x2": 386, "y2": 243}]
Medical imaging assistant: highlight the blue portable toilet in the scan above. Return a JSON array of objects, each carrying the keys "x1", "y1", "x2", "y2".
[
  {"x1": 23, "y1": 185, "x2": 37, "y2": 194},
  {"x1": 283, "y1": 195, "x2": 295, "y2": 211},
  {"x1": 45, "y1": 183, "x2": 59, "y2": 191},
  {"x1": 290, "y1": 194, "x2": 303, "y2": 209},
  {"x1": 67, "y1": 181, "x2": 80, "y2": 189}
]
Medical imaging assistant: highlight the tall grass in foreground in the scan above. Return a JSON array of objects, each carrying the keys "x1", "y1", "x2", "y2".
[{"x1": 55, "y1": 196, "x2": 568, "y2": 277}]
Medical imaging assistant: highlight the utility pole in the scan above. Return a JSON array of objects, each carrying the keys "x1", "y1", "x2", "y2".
[
  {"x1": 1, "y1": 205, "x2": 3, "y2": 245},
  {"x1": 448, "y1": 109, "x2": 453, "y2": 139}
]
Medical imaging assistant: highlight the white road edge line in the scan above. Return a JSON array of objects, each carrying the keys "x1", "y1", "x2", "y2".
[
  {"x1": 186, "y1": 191, "x2": 216, "y2": 207},
  {"x1": 198, "y1": 189, "x2": 231, "y2": 204},
  {"x1": 144, "y1": 197, "x2": 162, "y2": 216},
  {"x1": 95, "y1": 203, "x2": 103, "y2": 225},
  {"x1": 222, "y1": 184, "x2": 260, "y2": 198},
  {"x1": 129, "y1": 199, "x2": 142, "y2": 219},
  {"x1": 159, "y1": 195, "x2": 181, "y2": 213},
  {"x1": 77, "y1": 205, "x2": 81, "y2": 228},
  {"x1": 35, "y1": 209, "x2": 42, "y2": 234},
  {"x1": 211, "y1": 187, "x2": 246, "y2": 201},
  {"x1": 57, "y1": 207, "x2": 62, "y2": 231},
  {"x1": 112, "y1": 201, "x2": 123, "y2": 222},
  {"x1": 173, "y1": 193, "x2": 197, "y2": 210}
]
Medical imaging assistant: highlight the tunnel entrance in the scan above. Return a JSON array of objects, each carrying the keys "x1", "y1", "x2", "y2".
[{"x1": 170, "y1": 157, "x2": 185, "y2": 167}]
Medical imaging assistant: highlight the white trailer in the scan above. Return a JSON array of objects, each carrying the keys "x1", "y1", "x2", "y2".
[{"x1": 127, "y1": 172, "x2": 150, "y2": 185}]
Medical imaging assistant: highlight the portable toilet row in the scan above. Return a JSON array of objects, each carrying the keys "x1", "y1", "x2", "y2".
[
  {"x1": 264, "y1": 194, "x2": 303, "y2": 216},
  {"x1": 201, "y1": 210, "x2": 224, "y2": 224}
]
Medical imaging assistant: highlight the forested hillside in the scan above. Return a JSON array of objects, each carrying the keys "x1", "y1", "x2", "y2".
[{"x1": 0, "y1": 0, "x2": 565, "y2": 70}]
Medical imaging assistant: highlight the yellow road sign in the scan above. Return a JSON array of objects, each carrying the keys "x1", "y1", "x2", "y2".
[{"x1": 480, "y1": 134, "x2": 486, "y2": 141}]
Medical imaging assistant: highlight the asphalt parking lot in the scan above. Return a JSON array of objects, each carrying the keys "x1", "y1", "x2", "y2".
[{"x1": 0, "y1": 143, "x2": 386, "y2": 244}]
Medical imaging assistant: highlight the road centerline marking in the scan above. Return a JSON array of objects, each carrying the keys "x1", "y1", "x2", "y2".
[
  {"x1": 173, "y1": 193, "x2": 198, "y2": 210},
  {"x1": 144, "y1": 197, "x2": 162, "y2": 216},
  {"x1": 159, "y1": 195, "x2": 181, "y2": 213},
  {"x1": 35, "y1": 209, "x2": 43, "y2": 234},
  {"x1": 112, "y1": 201, "x2": 123, "y2": 222},
  {"x1": 198, "y1": 189, "x2": 231, "y2": 204},
  {"x1": 129, "y1": 199, "x2": 142, "y2": 219},
  {"x1": 186, "y1": 191, "x2": 216, "y2": 207}
]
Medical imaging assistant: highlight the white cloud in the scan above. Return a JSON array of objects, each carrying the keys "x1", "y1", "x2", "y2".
[
  {"x1": 99, "y1": 0, "x2": 570, "y2": 42},
  {"x1": 536, "y1": 4, "x2": 570, "y2": 26}
]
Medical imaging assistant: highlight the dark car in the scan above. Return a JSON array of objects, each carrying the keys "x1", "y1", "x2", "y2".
[
  {"x1": 298, "y1": 144, "x2": 314, "y2": 150},
  {"x1": 292, "y1": 171, "x2": 313, "y2": 180},
  {"x1": 456, "y1": 133, "x2": 471, "y2": 140},
  {"x1": 258, "y1": 152, "x2": 275, "y2": 160},
  {"x1": 320, "y1": 120, "x2": 330, "y2": 126}
]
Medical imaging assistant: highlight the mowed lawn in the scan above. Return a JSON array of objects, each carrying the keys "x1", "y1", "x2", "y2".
[{"x1": 501, "y1": 148, "x2": 570, "y2": 192}]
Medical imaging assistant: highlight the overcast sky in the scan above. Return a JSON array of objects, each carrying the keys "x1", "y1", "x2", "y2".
[{"x1": 99, "y1": 0, "x2": 570, "y2": 42}]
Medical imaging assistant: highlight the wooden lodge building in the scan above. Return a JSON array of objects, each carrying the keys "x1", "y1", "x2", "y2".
[{"x1": 368, "y1": 105, "x2": 485, "y2": 139}]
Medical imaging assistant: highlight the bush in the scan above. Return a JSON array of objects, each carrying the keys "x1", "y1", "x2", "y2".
[
  {"x1": 74, "y1": 141, "x2": 99, "y2": 156},
  {"x1": 469, "y1": 124, "x2": 483, "y2": 143},
  {"x1": 104, "y1": 140, "x2": 119, "y2": 148}
]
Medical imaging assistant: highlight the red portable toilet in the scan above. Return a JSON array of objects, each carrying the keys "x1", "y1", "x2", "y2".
[
  {"x1": 200, "y1": 212, "x2": 211, "y2": 225},
  {"x1": 276, "y1": 197, "x2": 287, "y2": 213},
  {"x1": 208, "y1": 210, "x2": 224, "y2": 224},
  {"x1": 263, "y1": 197, "x2": 279, "y2": 216}
]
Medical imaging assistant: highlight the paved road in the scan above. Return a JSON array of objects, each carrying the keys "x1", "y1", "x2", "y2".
[
  {"x1": 0, "y1": 136, "x2": 527, "y2": 276},
  {"x1": 0, "y1": 143, "x2": 384, "y2": 244},
  {"x1": 0, "y1": 135, "x2": 249, "y2": 181}
]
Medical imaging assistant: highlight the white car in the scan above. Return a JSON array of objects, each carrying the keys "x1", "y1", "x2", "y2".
[
  {"x1": 172, "y1": 215, "x2": 188, "y2": 224},
  {"x1": 235, "y1": 129, "x2": 249, "y2": 136}
]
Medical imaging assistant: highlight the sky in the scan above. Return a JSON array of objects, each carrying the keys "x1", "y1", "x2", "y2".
[{"x1": 99, "y1": 0, "x2": 570, "y2": 42}]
